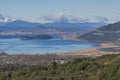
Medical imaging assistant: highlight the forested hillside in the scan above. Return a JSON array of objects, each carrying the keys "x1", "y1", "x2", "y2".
[
  {"x1": 0, "y1": 54, "x2": 120, "y2": 80},
  {"x1": 80, "y1": 21, "x2": 120, "y2": 42}
]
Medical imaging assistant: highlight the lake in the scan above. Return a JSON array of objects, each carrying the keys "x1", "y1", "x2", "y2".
[{"x1": 0, "y1": 38, "x2": 100, "y2": 54}]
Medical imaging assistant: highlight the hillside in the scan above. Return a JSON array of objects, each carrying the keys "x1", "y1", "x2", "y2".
[
  {"x1": 0, "y1": 54, "x2": 120, "y2": 80},
  {"x1": 80, "y1": 21, "x2": 120, "y2": 42}
]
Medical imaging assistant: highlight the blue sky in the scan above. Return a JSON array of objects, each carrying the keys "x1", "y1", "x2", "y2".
[{"x1": 0, "y1": 0, "x2": 120, "y2": 23}]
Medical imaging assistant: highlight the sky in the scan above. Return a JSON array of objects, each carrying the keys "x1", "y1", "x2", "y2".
[{"x1": 0, "y1": 0, "x2": 120, "y2": 23}]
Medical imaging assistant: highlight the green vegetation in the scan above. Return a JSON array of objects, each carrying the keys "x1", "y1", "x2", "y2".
[
  {"x1": 0, "y1": 54, "x2": 120, "y2": 80},
  {"x1": 21, "y1": 34, "x2": 53, "y2": 40}
]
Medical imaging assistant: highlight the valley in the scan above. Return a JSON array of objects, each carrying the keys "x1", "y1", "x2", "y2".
[{"x1": 1, "y1": 0, "x2": 120, "y2": 80}]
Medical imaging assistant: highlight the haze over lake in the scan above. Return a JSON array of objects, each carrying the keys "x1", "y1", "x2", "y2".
[{"x1": 0, "y1": 38, "x2": 99, "y2": 54}]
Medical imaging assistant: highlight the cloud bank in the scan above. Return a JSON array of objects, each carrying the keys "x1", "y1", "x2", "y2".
[
  {"x1": 0, "y1": 14, "x2": 15, "y2": 22},
  {"x1": 0, "y1": 13, "x2": 110, "y2": 23},
  {"x1": 40, "y1": 12, "x2": 89, "y2": 23},
  {"x1": 40, "y1": 12, "x2": 110, "y2": 23}
]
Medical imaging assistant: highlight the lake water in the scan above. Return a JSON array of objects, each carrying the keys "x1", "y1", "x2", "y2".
[{"x1": 0, "y1": 38, "x2": 99, "y2": 54}]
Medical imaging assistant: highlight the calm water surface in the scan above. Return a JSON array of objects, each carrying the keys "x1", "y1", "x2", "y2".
[{"x1": 0, "y1": 38, "x2": 99, "y2": 54}]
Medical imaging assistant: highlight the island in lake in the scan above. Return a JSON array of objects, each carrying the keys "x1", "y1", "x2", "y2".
[{"x1": 21, "y1": 34, "x2": 53, "y2": 40}]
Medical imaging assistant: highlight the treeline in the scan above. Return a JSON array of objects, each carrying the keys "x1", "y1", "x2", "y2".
[{"x1": 0, "y1": 54, "x2": 120, "y2": 80}]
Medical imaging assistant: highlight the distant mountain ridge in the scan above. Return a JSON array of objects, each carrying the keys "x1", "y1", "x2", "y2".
[
  {"x1": 0, "y1": 20, "x2": 107, "y2": 33},
  {"x1": 43, "y1": 22, "x2": 107, "y2": 33},
  {"x1": 0, "y1": 20, "x2": 40, "y2": 31},
  {"x1": 80, "y1": 21, "x2": 120, "y2": 42},
  {"x1": 5, "y1": 20, "x2": 40, "y2": 27}
]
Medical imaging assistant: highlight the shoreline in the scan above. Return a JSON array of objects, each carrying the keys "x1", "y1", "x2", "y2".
[
  {"x1": 1, "y1": 42, "x2": 119, "y2": 57},
  {"x1": 0, "y1": 37, "x2": 120, "y2": 57},
  {"x1": 0, "y1": 42, "x2": 120, "y2": 65},
  {"x1": 0, "y1": 33, "x2": 119, "y2": 56},
  {"x1": 58, "y1": 42, "x2": 120, "y2": 57}
]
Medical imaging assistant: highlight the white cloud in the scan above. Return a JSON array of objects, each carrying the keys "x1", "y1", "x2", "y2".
[
  {"x1": 40, "y1": 12, "x2": 89, "y2": 23},
  {"x1": 0, "y1": 14, "x2": 15, "y2": 22}
]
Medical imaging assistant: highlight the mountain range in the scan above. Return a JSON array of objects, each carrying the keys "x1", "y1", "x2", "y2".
[{"x1": 0, "y1": 20, "x2": 107, "y2": 33}]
